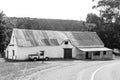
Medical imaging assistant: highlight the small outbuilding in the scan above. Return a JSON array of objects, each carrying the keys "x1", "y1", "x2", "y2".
[{"x1": 5, "y1": 28, "x2": 113, "y2": 60}]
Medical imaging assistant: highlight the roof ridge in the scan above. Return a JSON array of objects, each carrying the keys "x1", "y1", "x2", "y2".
[{"x1": 13, "y1": 28, "x2": 96, "y2": 33}]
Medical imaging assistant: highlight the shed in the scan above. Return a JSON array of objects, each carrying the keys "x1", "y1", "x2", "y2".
[{"x1": 5, "y1": 28, "x2": 113, "y2": 60}]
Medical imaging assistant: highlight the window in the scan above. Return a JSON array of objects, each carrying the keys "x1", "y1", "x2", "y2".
[
  {"x1": 9, "y1": 44, "x2": 14, "y2": 46},
  {"x1": 13, "y1": 50, "x2": 15, "y2": 56},
  {"x1": 7, "y1": 50, "x2": 9, "y2": 58},
  {"x1": 7, "y1": 50, "x2": 8, "y2": 54},
  {"x1": 94, "y1": 51, "x2": 100, "y2": 56},
  {"x1": 103, "y1": 51, "x2": 106, "y2": 55},
  {"x1": 65, "y1": 41, "x2": 68, "y2": 45}
]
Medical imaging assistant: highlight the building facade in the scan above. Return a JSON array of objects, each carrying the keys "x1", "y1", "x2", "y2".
[{"x1": 5, "y1": 28, "x2": 113, "y2": 60}]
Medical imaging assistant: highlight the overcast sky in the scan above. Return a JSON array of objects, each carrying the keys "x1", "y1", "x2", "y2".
[{"x1": 0, "y1": 0, "x2": 99, "y2": 21}]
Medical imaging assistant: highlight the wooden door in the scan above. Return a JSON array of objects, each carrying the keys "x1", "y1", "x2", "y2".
[{"x1": 64, "y1": 48, "x2": 72, "y2": 59}]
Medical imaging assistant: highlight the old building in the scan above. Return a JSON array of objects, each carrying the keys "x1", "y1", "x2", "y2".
[{"x1": 5, "y1": 28, "x2": 112, "y2": 60}]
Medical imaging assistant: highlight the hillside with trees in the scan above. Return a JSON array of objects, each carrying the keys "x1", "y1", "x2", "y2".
[{"x1": 5, "y1": 17, "x2": 90, "y2": 31}]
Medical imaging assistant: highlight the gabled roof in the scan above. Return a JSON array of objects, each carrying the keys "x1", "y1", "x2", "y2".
[{"x1": 13, "y1": 28, "x2": 104, "y2": 47}]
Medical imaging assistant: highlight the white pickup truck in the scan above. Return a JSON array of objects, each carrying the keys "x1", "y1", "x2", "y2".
[{"x1": 28, "y1": 54, "x2": 49, "y2": 61}]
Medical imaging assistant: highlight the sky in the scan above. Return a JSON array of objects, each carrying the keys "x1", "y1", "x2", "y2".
[{"x1": 0, "y1": 0, "x2": 99, "y2": 21}]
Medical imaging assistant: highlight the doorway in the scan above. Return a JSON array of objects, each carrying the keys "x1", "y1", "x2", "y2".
[
  {"x1": 86, "y1": 52, "x2": 92, "y2": 59},
  {"x1": 64, "y1": 48, "x2": 72, "y2": 59}
]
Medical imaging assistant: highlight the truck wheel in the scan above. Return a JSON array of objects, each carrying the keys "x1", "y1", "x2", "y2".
[
  {"x1": 33, "y1": 58, "x2": 37, "y2": 61},
  {"x1": 45, "y1": 57, "x2": 49, "y2": 61}
]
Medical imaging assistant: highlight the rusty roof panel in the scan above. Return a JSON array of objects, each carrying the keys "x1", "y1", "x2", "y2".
[{"x1": 13, "y1": 29, "x2": 104, "y2": 47}]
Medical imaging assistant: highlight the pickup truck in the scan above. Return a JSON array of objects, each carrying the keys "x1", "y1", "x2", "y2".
[{"x1": 28, "y1": 54, "x2": 49, "y2": 61}]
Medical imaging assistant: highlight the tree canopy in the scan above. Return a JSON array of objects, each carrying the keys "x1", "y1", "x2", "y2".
[
  {"x1": 0, "y1": 11, "x2": 7, "y2": 55},
  {"x1": 86, "y1": 13, "x2": 103, "y2": 29},
  {"x1": 93, "y1": 0, "x2": 120, "y2": 23},
  {"x1": 88, "y1": 0, "x2": 120, "y2": 49}
]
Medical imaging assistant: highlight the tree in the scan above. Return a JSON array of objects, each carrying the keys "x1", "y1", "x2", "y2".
[
  {"x1": 0, "y1": 11, "x2": 7, "y2": 55},
  {"x1": 93, "y1": 0, "x2": 120, "y2": 23},
  {"x1": 86, "y1": 13, "x2": 103, "y2": 30},
  {"x1": 92, "y1": 0, "x2": 120, "y2": 49},
  {"x1": 86, "y1": 13, "x2": 99, "y2": 23}
]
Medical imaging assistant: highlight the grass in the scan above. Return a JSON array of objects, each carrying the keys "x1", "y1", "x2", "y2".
[{"x1": 0, "y1": 61, "x2": 54, "y2": 80}]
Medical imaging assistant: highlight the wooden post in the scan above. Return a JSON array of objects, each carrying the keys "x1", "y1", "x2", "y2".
[{"x1": 40, "y1": 51, "x2": 44, "y2": 63}]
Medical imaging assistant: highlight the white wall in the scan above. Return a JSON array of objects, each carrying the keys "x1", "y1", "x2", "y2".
[
  {"x1": 16, "y1": 46, "x2": 63, "y2": 60},
  {"x1": 6, "y1": 38, "x2": 88, "y2": 60},
  {"x1": 14, "y1": 40, "x2": 76, "y2": 60},
  {"x1": 72, "y1": 47, "x2": 85, "y2": 59},
  {"x1": 5, "y1": 31, "x2": 18, "y2": 59}
]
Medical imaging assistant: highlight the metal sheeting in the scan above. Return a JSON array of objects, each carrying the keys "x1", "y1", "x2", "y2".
[
  {"x1": 78, "y1": 47, "x2": 112, "y2": 52},
  {"x1": 55, "y1": 31, "x2": 68, "y2": 44},
  {"x1": 14, "y1": 29, "x2": 61, "y2": 47},
  {"x1": 13, "y1": 29, "x2": 104, "y2": 47},
  {"x1": 23, "y1": 30, "x2": 39, "y2": 46},
  {"x1": 69, "y1": 32, "x2": 104, "y2": 47},
  {"x1": 14, "y1": 29, "x2": 32, "y2": 47}
]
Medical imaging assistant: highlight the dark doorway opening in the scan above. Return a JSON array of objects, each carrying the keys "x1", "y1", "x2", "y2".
[
  {"x1": 86, "y1": 52, "x2": 92, "y2": 59},
  {"x1": 64, "y1": 48, "x2": 72, "y2": 59},
  {"x1": 103, "y1": 51, "x2": 106, "y2": 55}
]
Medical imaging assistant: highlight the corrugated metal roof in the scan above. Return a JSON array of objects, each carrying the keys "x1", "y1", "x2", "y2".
[
  {"x1": 78, "y1": 47, "x2": 111, "y2": 52},
  {"x1": 13, "y1": 29, "x2": 104, "y2": 47},
  {"x1": 64, "y1": 31, "x2": 104, "y2": 47}
]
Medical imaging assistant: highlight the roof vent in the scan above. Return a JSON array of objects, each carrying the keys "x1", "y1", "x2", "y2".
[{"x1": 65, "y1": 41, "x2": 68, "y2": 45}]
